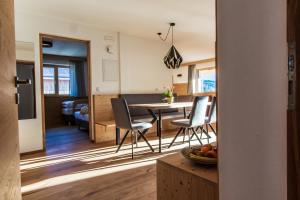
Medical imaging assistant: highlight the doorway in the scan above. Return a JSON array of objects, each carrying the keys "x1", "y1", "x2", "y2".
[{"x1": 39, "y1": 34, "x2": 92, "y2": 151}]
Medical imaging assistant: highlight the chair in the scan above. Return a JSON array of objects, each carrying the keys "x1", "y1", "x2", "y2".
[
  {"x1": 111, "y1": 98, "x2": 154, "y2": 159},
  {"x1": 205, "y1": 96, "x2": 217, "y2": 136},
  {"x1": 168, "y1": 96, "x2": 209, "y2": 148},
  {"x1": 191, "y1": 96, "x2": 216, "y2": 143}
]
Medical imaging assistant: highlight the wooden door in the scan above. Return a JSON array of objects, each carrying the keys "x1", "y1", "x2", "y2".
[{"x1": 0, "y1": 0, "x2": 22, "y2": 199}]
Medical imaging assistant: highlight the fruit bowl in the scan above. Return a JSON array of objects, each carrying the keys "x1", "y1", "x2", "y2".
[{"x1": 181, "y1": 144, "x2": 217, "y2": 165}]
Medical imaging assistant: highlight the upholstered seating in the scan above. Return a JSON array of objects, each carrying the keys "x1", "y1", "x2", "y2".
[
  {"x1": 205, "y1": 96, "x2": 217, "y2": 135},
  {"x1": 62, "y1": 98, "x2": 88, "y2": 125},
  {"x1": 168, "y1": 96, "x2": 209, "y2": 148},
  {"x1": 111, "y1": 98, "x2": 154, "y2": 158}
]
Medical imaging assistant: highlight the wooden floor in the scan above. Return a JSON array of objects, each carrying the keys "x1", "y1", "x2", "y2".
[{"x1": 21, "y1": 127, "x2": 216, "y2": 200}]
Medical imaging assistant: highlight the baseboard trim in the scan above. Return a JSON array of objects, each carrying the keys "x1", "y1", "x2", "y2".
[{"x1": 20, "y1": 149, "x2": 44, "y2": 156}]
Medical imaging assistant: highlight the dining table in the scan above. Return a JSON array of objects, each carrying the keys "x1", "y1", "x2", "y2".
[{"x1": 127, "y1": 102, "x2": 194, "y2": 153}]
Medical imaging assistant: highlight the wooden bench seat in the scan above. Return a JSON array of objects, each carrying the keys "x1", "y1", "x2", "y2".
[{"x1": 95, "y1": 120, "x2": 118, "y2": 143}]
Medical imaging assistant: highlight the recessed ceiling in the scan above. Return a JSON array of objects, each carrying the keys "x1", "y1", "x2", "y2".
[
  {"x1": 42, "y1": 39, "x2": 87, "y2": 57},
  {"x1": 15, "y1": 0, "x2": 216, "y2": 61}
]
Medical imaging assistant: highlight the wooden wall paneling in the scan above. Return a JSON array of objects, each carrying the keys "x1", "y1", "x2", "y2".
[
  {"x1": 0, "y1": 0, "x2": 22, "y2": 199},
  {"x1": 44, "y1": 96, "x2": 70, "y2": 128},
  {"x1": 173, "y1": 83, "x2": 188, "y2": 96},
  {"x1": 93, "y1": 94, "x2": 118, "y2": 143},
  {"x1": 93, "y1": 94, "x2": 119, "y2": 122}
]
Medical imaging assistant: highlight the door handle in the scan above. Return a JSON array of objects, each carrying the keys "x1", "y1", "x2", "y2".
[
  {"x1": 15, "y1": 76, "x2": 31, "y2": 87},
  {"x1": 15, "y1": 93, "x2": 20, "y2": 105}
]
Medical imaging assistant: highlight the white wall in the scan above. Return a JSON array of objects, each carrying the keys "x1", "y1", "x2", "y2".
[
  {"x1": 119, "y1": 34, "x2": 172, "y2": 93},
  {"x1": 16, "y1": 46, "x2": 34, "y2": 61},
  {"x1": 15, "y1": 12, "x2": 172, "y2": 153},
  {"x1": 15, "y1": 12, "x2": 118, "y2": 153},
  {"x1": 217, "y1": 0, "x2": 287, "y2": 199}
]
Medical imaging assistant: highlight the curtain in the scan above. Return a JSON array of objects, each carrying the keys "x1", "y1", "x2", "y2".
[
  {"x1": 187, "y1": 64, "x2": 198, "y2": 94},
  {"x1": 70, "y1": 60, "x2": 87, "y2": 97},
  {"x1": 69, "y1": 62, "x2": 78, "y2": 97}
]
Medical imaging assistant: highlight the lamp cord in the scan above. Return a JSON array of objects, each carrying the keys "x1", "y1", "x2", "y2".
[
  {"x1": 171, "y1": 25, "x2": 174, "y2": 45},
  {"x1": 158, "y1": 25, "x2": 172, "y2": 42}
]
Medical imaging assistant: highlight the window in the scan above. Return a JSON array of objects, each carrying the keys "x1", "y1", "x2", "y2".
[
  {"x1": 43, "y1": 67, "x2": 55, "y2": 94},
  {"x1": 58, "y1": 68, "x2": 70, "y2": 95},
  {"x1": 43, "y1": 66, "x2": 71, "y2": 95},
  {"x1": 197, "y1": 68, "x2": 216, "y2": 93}
]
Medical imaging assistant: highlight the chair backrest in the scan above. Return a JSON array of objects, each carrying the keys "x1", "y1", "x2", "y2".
[
  {"x1": 111, "y1": 98, "x2": 132, "y2": 130},
  {"x1": 207, "y1": 96, "x2": 217, "y2": 123},
  {"x1": 189, "y1": 96, "x2": 209, "y2": 127}
]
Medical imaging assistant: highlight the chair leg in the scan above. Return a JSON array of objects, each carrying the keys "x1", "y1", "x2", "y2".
[
  {"x1": 191, "y1": 128, "x2": 203, "y2": 145},
  {"x1": 200, "y1": 126, "x2": 203, "y2": 139},
  {"x1": 205, "y1": 124, "x2": 210, "y2": 143},
  {"x1": 137, "y1": 130, "x2": 154, "y2": 152},
  {"x1": 188, "y1": 129, "x2": 191, "y2": 148},
  {"x1": 190, "y1": 127, "x2": 198, "y2": 140},
  {"x1": 137, "y1": 128, "x2": 149, "y2": 141},
  {"x1": 182, "y1": 128, "x2": 186, "y2": 143},
  {"x1": 131, "y1": 131, "x2": 134, "y2": 159},
  {"x1": 202, "y1": 125, "x2": 211, "y2": 139},
  {"x1": 209, "y1": 124, "x2": 217, "y2": 136},
  {"x1": 168, "y1": 128, "x2": 183, "y2": 148},
  {"x1": 135, "y1": 131, "x2": 138, "y2": 147},
  {"x1": 116, "y1": 130, "x2": 130, "y2": 153}
]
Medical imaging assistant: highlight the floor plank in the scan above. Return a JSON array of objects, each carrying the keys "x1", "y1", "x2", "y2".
[{"x1": 21, "y1": 126, "x2": 216, "y2": 200}]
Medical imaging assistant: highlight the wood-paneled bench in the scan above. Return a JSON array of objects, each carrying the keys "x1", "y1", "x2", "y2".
[{"x1": 95, "y1": 120, "x2": 118, "y2": 143}]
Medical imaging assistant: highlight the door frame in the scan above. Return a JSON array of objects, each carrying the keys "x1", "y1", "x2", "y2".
[
  {"x1": 287, "y1": 0, "x2": 300, "y2": 199},
  {"x1": 39, "y1": 33, "x2": 92, "y2": 150}
]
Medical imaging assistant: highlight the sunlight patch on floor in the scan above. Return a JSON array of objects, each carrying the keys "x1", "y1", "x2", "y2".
[{"x1": 21, "y1": 132, "x2": 216, "y2": 194}]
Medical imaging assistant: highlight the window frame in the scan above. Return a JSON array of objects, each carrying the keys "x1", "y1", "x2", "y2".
[
  {"x1": 196, "y1": 67, "x2": 216, "y2": 95},
  {"x1": 43, "y1": 64, "x2": 71, "y2": 96}
]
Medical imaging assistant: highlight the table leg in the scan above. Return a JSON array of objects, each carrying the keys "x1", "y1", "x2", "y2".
[
  {"x1": 116, "y1": 127, "x2": 120, "y2": 145},
  {"x1": 183, "y1": 107, "x2": 187, "y2": 118},
  {"x1": 158, "y1": 110, "x2": 162, "y2": 153}
]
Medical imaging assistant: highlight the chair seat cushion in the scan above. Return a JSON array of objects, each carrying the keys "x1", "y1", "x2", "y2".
[
  {"x1": 132, "y1": 115, "x2": 154, "y2": 121},
  {"x1": 171, "y1": 118, "x2": 191, "y2": 127},
  {"x1": 132, "y1": 121, "x2": 152, "y2": 130}
]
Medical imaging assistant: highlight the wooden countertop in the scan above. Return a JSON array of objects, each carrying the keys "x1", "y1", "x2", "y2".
[{"x1": 157, "y1": 153, "x2": 218, "y2": 184}]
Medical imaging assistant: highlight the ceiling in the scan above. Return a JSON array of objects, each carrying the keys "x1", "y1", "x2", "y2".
[
  {"x1": 42, "y1": 39, "x2": 87, "y2": 57},
  {"x1": 15, "y1": 0, "x2": 216, "y2": 61}
]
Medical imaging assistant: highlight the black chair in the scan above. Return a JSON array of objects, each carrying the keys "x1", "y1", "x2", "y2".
[
  {"x1": 111, "y1": 98, "x2": 154, "y2": 159},
  {"x1": 168, "y1": 96, "x2": 209, "y2": 148}
]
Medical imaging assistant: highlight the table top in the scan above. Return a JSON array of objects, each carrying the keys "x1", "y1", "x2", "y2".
[
  {"x1": 157, "y1": 152, "x2": 218, "y2": 184},
  {"x1": 128, "y1": 102, "x2": 193, "y2": 110}
]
